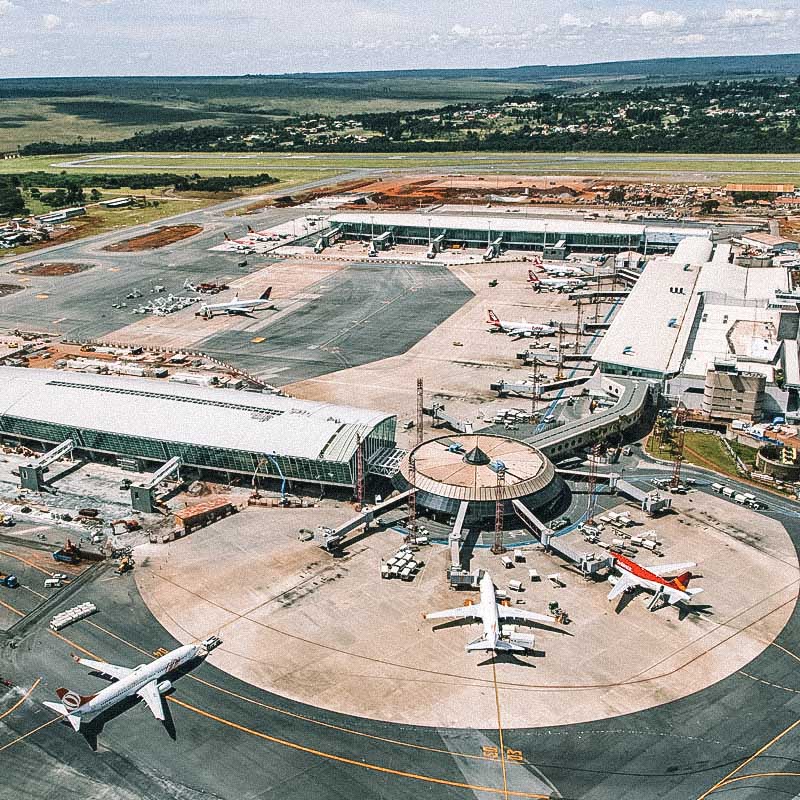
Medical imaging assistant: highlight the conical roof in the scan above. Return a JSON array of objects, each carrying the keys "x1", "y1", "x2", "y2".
[{"x1": 463, "y1": 445, "x2": 491, "y2": 466}]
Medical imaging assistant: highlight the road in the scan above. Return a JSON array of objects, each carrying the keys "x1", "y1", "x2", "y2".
[{"x1": 0, "y1": 170, "x2": 473, "y2": 384}]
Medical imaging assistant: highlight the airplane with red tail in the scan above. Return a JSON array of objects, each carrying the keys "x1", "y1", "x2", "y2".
[
  {"x1": 486, "y1": 309, "x2": 556, "y2": 338},
  {"x1": 608, "y1": 551, "x2": 703, "y2": 611},
  {"x1": 527, "y1": 269, "x2": 586, "y2": 293}
]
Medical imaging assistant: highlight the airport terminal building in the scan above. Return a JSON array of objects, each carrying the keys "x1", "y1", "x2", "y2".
[
  {"x1": 0, "y1": 367, "x2": 396, "y2": 490},
  {"x1": 329, "y1": 212, "x2": 711, "y2": 255}
]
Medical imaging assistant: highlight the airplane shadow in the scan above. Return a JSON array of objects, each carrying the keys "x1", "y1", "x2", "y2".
[
  {"x1": 613, "y1": 592, "x2": 638, "y2": 615},
  {"x1": 476, "y1": 651, "x2": 541, "y2": 669},
  {"x1": 678, "y1": 603, "x2": 714, "y2": 621}
]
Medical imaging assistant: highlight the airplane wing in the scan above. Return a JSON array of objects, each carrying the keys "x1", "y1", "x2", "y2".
[
  {"x1": 425, "y1": 606, "x2": 481, "y2": 621},
  {"x1": 607, "y1": 574, "x2": 638, "y2": 601},
  {"x1": 644, "y1": 562, "x2": 695, "y2": 577},
  {"x1": 137, "y1": 680, "x2": 165, "y2": 721},
  {"x1": 497, "y1": 606, "x2": 554, "y2": 624},
  {"x1": 73, "y1": 655, "x2": 133, "y2": 681}
]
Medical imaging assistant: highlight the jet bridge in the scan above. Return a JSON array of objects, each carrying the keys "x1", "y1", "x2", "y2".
[
  {"x1": 19, "y1": 439, "x2": 75, "y2": 492},
  {"x1": 319, "y1": 489, "x2": 416, "y2": 552},
  {"x1": 130, "y1": 456, "x2": 182, "y2": 513},
  {"x1": 427, "y1": 231, "x2": 447, "y2": 258},
  {"x1": 483, "y1": 236, "x2": 503, "y2": 261},
  {"x1": 424, "y1": 403, "x2": 474, "y2": 434},
  {"x1": 512, "y1": 499, "x2": 610, "y2": 577}
]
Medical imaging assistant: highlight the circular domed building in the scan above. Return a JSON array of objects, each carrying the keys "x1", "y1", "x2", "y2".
[{"x1": 394, "y1": 433, "x2": 565, "y2": 525}]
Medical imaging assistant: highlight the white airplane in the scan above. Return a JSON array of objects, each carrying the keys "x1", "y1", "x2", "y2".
[
  {"x1": 487, "y1": 309, "x2": 556, "y2": 338},
  {"x1": 196, "y1": 287, "x2": 273, "y2": 319},
  {"x1": 425, "y1": 572, "x2": 554, "y2": 653},
  {"x1": 247, "y1": 225, "x2": 278, "y2": 242},
  {"x1": 223, "y1": 233, "x2": 254, "y2": 253},
  {"x1": 527, "y1": 269, "x2": 586, "y2": 293},
  {"x1": 531, "y1": 258, "x2": 587, "y2": 278},
  {"x1": 608, "y1": 551, "x2": 704, "y2": 611},
  {"x1": 42, "y1": 639, "x2": 220, "y2": 732}
]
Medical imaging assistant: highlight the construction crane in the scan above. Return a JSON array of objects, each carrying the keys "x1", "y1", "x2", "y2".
[
  {"x1": 586, "y1": 442, "x2": 600, "y2": 524},
  {"x1": 355, "y1": 434, "x2": 365, "y2": 511},
  {"x1": 491, "y1": 465, "x2": 506, "y2": 555},
  {"x1": 407, "y1": 452, "x2": 417, "y2": 530},
  {"x1": 416, "y1": 377, "x2": 424, "y2": 446},
  {"x1": 670, "y1": 404, "x2": 687, "y2": 489},
  {"x1": 556, "y1": 324, "x2": 566, "y2": 381}
]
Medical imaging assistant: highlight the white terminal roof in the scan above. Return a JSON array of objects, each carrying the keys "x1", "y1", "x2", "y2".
[
  {"x1": 595, "y1": 238, "x2": 795, "y2": 379},
  {"x1": 330, "y1": 212, "x2": 711, "y2": 240},
  {"x1": 593, "y1": 237, "x2": 712, "y2": 376},
  {"x1": 0, "y1": 367, "x2": 393, "y2": 463}
]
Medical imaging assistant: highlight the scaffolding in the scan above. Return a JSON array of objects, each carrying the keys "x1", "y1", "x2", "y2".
[
  {"x1": 416, "y1": 377, "x2": 424, "y2": 447},
  {"x1": 407, "y1": 452, "x2": 417, "y2": 530},
  {"x1": 355, "y1": 434, "x2": 365, "y2": 510},
  {"x1": 670, "y1": 404, "x2": 687, "y2": 489},
  {"x1": 491, "y1": 467, "x2": 506, "y2": 555}
]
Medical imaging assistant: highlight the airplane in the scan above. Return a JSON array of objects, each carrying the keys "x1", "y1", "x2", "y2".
[
  {"x1": 42, "y1": 638, "x2": 221, "y2": 732},
  {"x1": 425, "y1": 572, "x2": 554, "y2": 653},
  {"x1": 195, "y1": 287, "x2": 273, "y2": 319},
  {"x1": 535, "y1": 260, "x2": 588, "y2": 278},
  {"x1": 487, "y1": 310, "x2": 556, "y2": 338},
  {"x1": 608, "y1": 551, "x2": 703, "y2": 611},
  {"x1": 247, "y1": 225, "x2": 278, "y2": 243},
  {"x1": 223, "y1": 233, "x2": 254, "y2": 253},
  {"x1": 183, "y1": 279, "x2": 229, "y2": 295},
  {"x1": 527, "y1": 269, "x2": 586, "y2": 293}
]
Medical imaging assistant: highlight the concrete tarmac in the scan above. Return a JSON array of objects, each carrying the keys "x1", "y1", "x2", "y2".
[{"x1": 1, "y1": 513, "x2": 800, "y2": 798}]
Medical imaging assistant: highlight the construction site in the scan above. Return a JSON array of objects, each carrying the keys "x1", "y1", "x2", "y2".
[{"x1": 1, "y1": 168, "x2": 800, "y2": 800}]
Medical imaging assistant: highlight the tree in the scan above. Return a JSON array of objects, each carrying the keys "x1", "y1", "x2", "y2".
[
  {"x1": 89, "y1": 188, "x2": 102, "y2": 202},
  {"x1": 608, "y1": 186, "x2": 626, "y2": 204},
  {"x1": 0, "y1": 178, "x2": 28, "y2": 217},
  {"x1": 700, "y1": 199, "x2": 720, "y2": 215}
]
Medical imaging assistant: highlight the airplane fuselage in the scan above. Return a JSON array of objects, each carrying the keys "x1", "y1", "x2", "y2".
[
  {"x1": 64, "y1": 644, "x2": 199, "y2": 723},
  {"x1": 613, "y1": 553, "x2": 693, "y2": 604}
]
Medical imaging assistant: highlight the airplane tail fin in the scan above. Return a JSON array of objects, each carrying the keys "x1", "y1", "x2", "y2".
[
  {"x1": 43, "y1": 701, "x2": 82, "y2": 731},
  {"x1": 466, "y1": 635, "x2": 525, "y2": 654},
  {"x1": 247, "y1": 225, "x2": 255, "y2": 233},
  {"x1": 527, "y1": 269, "x2": 539, "y2": 283},
  {"x1": 487, "y1": 310, "x2": 500, "y2": 326},
  {"x1": 45, "y1": 688, "x2": 93, "y2": 731},
  {"x1": 673, "y1": 571, "x2": 693, "y2": 591},
  {"x1": 224, "y1": 232, "x2": 230, "y2": 241},
  {"x1": 259, "y1": 287, "x2": 272, "y2": 300}
]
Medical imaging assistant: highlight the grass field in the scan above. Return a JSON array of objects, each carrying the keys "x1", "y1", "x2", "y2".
[
  {"x1": 647, "y1": 430, "x2": 758, "y2": 478},
  {"x1": 6, "y1": 151, "x2": 800, "y2": 184}
]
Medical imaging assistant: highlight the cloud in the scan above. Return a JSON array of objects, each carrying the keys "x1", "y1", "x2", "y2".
[
  {"x1": 42, "y1": 13, "x2": 62, "y2": 29},
  {"x1": 558, "y1": 13, "x2": 590, "y2": 29},
  {"x1": 629, "y1": 10, "x2": 687, "y2": 29},
  {"x1": 0, "y1": 0, "x2": 15, "y2": 15},
  {"x1": 450, "y1": 24, "x2": 471, "y2": 38},
  {"x1": 0, "y1": 46, "x2": 15, "y2": 57},
  {"x1": 674, "y1": 33, "x2": 706, "y2": 45},
  {"x1": 722, "y1": 8, "x2": 796, "y2": 27}
]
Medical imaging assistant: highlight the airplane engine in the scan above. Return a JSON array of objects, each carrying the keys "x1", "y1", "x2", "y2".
[{"x1": 157, "y1": 680, "x2": 172, "y2": 694}]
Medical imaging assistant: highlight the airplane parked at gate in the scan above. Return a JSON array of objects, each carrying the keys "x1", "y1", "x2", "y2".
[
  {"x1": 608, "y1": 552, "x2": 703, "y2": 611},
  {"x1": 425, "y1": 573, "x2": 554, "y2": 653},
  {"x1": 533, "y1": 258, "x2": 588, "y2": 278},
  {"x1": 487, "y1": 310, "x2": 556, "y2": 338},
  {"x1": 223, "y1": 233, "x2": 254, "y2": 253},
  {"x1": 196, "y1": 288, "x2": 273, "y2": 319},
  {"x1": 43, "y1": 639, "x2": 221, "y2": 732},
  {"x1": 528, "y1": 269, "x2": 586, "y2": 292},
  {"x1": 247, "y1": 226, "x2": 278, "y2": 242}
]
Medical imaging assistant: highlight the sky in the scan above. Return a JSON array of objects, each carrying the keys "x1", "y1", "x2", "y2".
[{"x1": 0, "y1": 1, "x2": 799, "y2": 77}]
